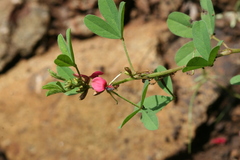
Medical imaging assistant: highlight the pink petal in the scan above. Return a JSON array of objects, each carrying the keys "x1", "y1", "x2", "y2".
[
  {"x1": 89, "y1": 71, "x2": 104, "y2": 78},
  {"x1": 91, "y1": 77, "x2": 107, "y2": 92},
  {"x1": 210, "y1": 137, "x2": 227, "y2": 144}
]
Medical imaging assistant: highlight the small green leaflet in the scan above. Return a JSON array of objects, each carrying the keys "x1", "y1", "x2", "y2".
[
  {"x1": 42, "y1": 81, "x2": 65, "y2": 96},
  {"x1": 154, "y1": 66, "x2": 173, "y2": 96},
  {"x1": 175, "y1": 41, "x2": 201, "y2": 66},
  {"x1": 84, "y1": 0, "x2": 125, "y2": 39},
  {"x1": 48, "y1": 69, "x2": 66, "y2": 81},
  {"x1": 98, "y1": 0, "x2": 120, "y2": 35},
  {"x1": 57, "y1": 29, "x2": 75, "y2": 63},
  {"x1": 192, "y1": 20, "x2": 211, "y2": 60},
  {"x1": 57, "y1": 66, "x2": 75, "y2": 80},
  {"x1": 200, "y1": 0, "x2": 215, "y2": 35},
  {"x1": 141, "y1": 109, "x2": 158, "y2": 130},
  {"x1": 84, "y1": 15, "x2": 120, "y2": 39},
  {"x1": 58, "y1": 34, "x2": 70, "y2": 57},
  {"x1": 64, "y1": 88, "x2": 80, "y2": 96},
  {"x1": 167, "y1": 12, "x2": 193, "y2": 38},
  {"x1": 66, "y1": 28, "x2": 75, "y2": 62},
  {"x1": 182, "y1": 45, "x2": 220, "y2": 72},
  {"x1": 230, "y1": 75, "x2": 240, "y2": 85},
  {"x1": 119, "y1": 80, "x2": 149, "y2": 128},
  {"x1": 140, "y1": 95, "x2": 173, "y2": 130},
  {"x1": 54, "y1": 54, "x2": 75, "y2": 67}
]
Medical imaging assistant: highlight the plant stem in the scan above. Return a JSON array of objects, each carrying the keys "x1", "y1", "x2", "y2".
[
  {"x1": 112, "y1": 66, "x2": 185, "y2": 86},
  {"x1": 111, "y1": 90, "x2": 141, "y2": 108},
  {"x1": 212, "y1": 35, "x2": 229, "y2": 48},
  {"x1": 74, "y1": 65, "x2": 84, "y2": 82},
  {"x1": 121, "y1": 38, "x2": 135, "y2": 73},
  {"x1": 188, "y1": 81, "x2": 203, "y2": 153}
]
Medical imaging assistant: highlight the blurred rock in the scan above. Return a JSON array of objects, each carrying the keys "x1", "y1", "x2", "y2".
[
  {"x1": 67, "y1": 15, "x2": 94, "y2": 37},
  {"x1": 0, "y1": 0, "x2": 50, "y2": 72},
  {"x1": 67, "y1": 0, "x2": 97, "y2": 11}
]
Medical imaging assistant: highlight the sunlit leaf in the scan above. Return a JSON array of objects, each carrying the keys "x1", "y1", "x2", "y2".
[
  {"x1": 54, "y1": 54, "x2": 75, "y2": 67},
  {"x1": 57, "y1": 34, "x2": 70, "y2": 57},
  {"x1": 139, "y1": 95, "x2": 173, "y2": 130},
  {"x1": 182, "y1": 57, "x2": 210, "y2": 72},
  {"x1": 167, "y1": 12, "x2": 193, "y2": 38},
  {"x1": 64, "y1": 87, "x2": 80, "y2": 96},
  {"x1": 118, "y1": 2, "x2": 125, "y2": 38},
  {"x1": 208, "y1": 46, "x2": 220, "y2": 65},
  {"x1": 141, "y1": 109, "x2": 159, "y2": 130},
  {"x1": 84, "y1": 15, "x2": 121, "y2": 39},
  {"x1": 42, "y1": 81, "x2": 65, "y2": 96},
  {"x1": 66, "y1": 28, "x2": 75, "y2": 62},
  {"x1": 57, "y1": 66, "x2": 75, "y2": 80},
  {"x1": 175, "y1": 41, "x2": 201, "y2": 66},
  {"x1": 200, "y1": 0, "x2": 215, "y2": 35},
  {"x1": 154, "y1": 66, "x2": 173, "y2": 96},
  {"x1": 99, "y1": 0, "x2": 120, "y2": 35},
  {"x1": 48, "y1": 69, "x2": 66, "y2": 81},
  {"x1": 192, "y1": 20, "x2": 211, "y2": 60}
]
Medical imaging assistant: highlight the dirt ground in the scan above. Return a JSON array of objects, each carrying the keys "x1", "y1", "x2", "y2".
[{"x1": 0, "y1": 0, "x2": 240, "y2": 160}]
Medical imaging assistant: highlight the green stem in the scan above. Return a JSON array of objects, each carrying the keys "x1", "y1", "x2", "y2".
[
  {"x1": 217, "y1": 48, "x2": 240, "y2": 57},
  {"x1": 111, "y1": 90, "x2": 141, "y2": 108},
  {"x1": 74, "y1": 65, "x2": 84, "y2": 82},
  {"x1": 122, "y1": 38, "x2": 135, "y2": 73},
  {"x1": 112, "y1": 66, "x2": 185, "y2": 86},
  {"x1": 212, "y1": 35, "x2": 229, "y2": 48}
]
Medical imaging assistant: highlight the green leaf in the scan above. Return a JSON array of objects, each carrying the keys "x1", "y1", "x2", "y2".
[
  {"x1": 64, "y1": 87, "x2": 80, "y2": 96},
  {"x1": 45, "y1": 90, "x2": 64, "y2": 96},
  {"x1": 57, "y1": 34, "x2": 70, "y2": 57},
  {"x1": 42, "y1": 82, "x2": 65, "y2": 96},
  {"x1": 182, "y1": 57, "x2": 210, "y2": 72},
  {"x1": 54, "y1": 54, "x2": 75, "y2": 67},
  {"x1": 143, "y1": 95, "x2": 173, "y2": 113},
  {"x1": 230, "y1": 75, "x2": 240, "y2": 85},
  {"x1": 140, "y1": 80, "x2": 150, "y2": 107},
  {"x1": 138, "y1": 95, "x2": 173, "y2": 130},
  {"x1": 183, "y1": 44, "x2": 221, "y2": 72},
  {"x1": 66, "y1": 28, "x2": 75, "y2": 62},
  {"x1": 200, "y1": 0, "x2": 215, "y2": 35},
  {"x1": 57, "y1": 66, "x2": 75, "y2": 80},
  {"x1": 42, "y1": 82, "x2": 61, "y2": 90},
  {"x1": 192, "y1": 20, "x2": 211, "y2": 60},
  {"x1": 141, "y1": 109, "x2": 159, "y2": 130},
  {"x1": 167, "y1": 12, "x2": 193, "y2": 38},
  {"x1": 119, "y1": 108, "x2": 141, "y2": 128},
  {"x1": 154, "y1": 66, "x2": 173, "y2": 96},
  {"x1": 84, "y1": 15, "x2": 121, "y2": 39},
  {"x1": 48, "y1": 69, "x2": 66, "y2": 81},
  {"x1": 208, "y1": 46, "x2": 220, "y2": 65},
  {"x1": 175, "y1": 41, "x2": 201, "y2": 66},
  {"x1": 98, "y1": 0, "x2": 120, "y2": 36},
  {"x1": 118, "y1": 2, "x2": 125, "y2": 38}
]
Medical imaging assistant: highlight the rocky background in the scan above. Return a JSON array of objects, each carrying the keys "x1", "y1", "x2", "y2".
[{"x1": 0, "y1": 0, "x2": 240, "y2": 160}]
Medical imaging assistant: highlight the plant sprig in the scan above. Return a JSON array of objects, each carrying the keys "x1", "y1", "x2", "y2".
[{"x1": 43, "y1": 0, "x2": 240, "y2": 131}]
